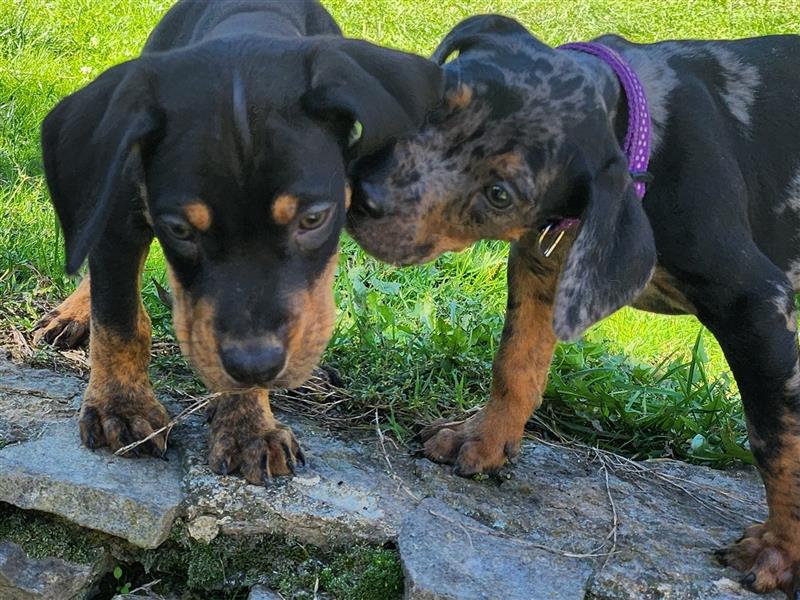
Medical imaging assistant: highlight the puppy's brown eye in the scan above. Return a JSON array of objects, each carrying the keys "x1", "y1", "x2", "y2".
[
  {"x1": 298, "y1": 208, "x2": 331, "y2": 231},
  {"x1": 161, "y1": 216, "x2": 194, "y2": 240},
  {"x1": 485, "y1": 183, "x2": 514, "y2": 210}
]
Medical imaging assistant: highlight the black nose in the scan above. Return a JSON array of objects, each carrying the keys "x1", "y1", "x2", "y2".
[
  {"x1": 220, "y1": 341, "x2": 287, "y2": 386},
  {"x1": 355, "y1": 182, "x2": 386, "y2": 218}
]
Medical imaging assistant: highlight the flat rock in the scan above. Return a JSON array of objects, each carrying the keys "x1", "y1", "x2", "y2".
[
  {"x1": 0, "y1": 359, "x2": 82, "y2": 445},
  {"x1": 248, "y1": 586, "x2": 283, "y2": 600},
  {"x1": 0, "y1": 357, "x2": 784, "y2": 597},
  {"x1": 180, "y1": 415, "x2": 409, "y2": 547},
  {"x1": 400, "y1": 498, "x2": 591, "y2": 600},
  {"x1": 0, "y1": 541, "x2": 107, "y2": 600},
  {"x1": 0, "y1": 361, "x2": 184, "y2": 549}
]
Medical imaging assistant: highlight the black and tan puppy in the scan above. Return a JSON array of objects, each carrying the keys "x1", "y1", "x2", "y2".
[
  {"x1": 349, "y1": 15, "x2": 800, "y2": 597},
  {"x1": 36, "y1": 0, "x2": 441, "y2": 483}
]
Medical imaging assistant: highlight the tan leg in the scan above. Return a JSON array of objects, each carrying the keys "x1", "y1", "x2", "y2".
[
  {"x1": 80, "y1": 308, "x2": 168, "y2": 456},
  {"x1": 720, "y1": 417, "x2": 800, "y2": 595},
  {"x1": 420, "y1": 244, "x2": 558, "y2": 475},
  {"x1": 80, "y1": 247, "x2": 168, "y2": 457}
]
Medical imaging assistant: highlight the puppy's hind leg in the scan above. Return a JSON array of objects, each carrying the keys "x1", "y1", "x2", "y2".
[
  {"x1": 33, "y1": 275, "x2": 91, "y2": 349},
  {"x1": 694, "y1": 253, "x2": 800, "y2": 597}
]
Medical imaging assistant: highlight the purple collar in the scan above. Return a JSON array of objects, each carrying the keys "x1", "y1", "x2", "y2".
[{"x1": 538, "y1": 41, "x2": 652, "y2": 257}]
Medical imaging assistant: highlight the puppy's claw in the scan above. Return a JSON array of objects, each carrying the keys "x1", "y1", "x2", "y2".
[
  {"x1": 740, "y1": 572, "x2": 756, "y2": 588},
  {"x1": 281, "y1": 442, "x2": 296, "y2": 475},
  {"x1": 260, "y1": 452, "x2": 272, "y2": 484}
]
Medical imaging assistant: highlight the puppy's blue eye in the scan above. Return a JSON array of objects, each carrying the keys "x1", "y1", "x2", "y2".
[
  {"x1": 348, "y1": 121, "x2": 363, "y2": 148},
  {"x1": 485, "y1": 183, "x2": 514, "y2": 210}
]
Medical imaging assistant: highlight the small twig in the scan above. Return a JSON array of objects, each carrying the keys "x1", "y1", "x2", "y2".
[
  {"x1": 453, "y1": 515, "x2": 475, "y2": 549},
  {"x1": 530, "y1": 432, "x2": 763, "y2": 524},
  {"x1": 114, "y1": 392, "x2": 222, "y2": 457},
  {"x1": 597, "y1": 451, "x2": 619, "y2": 571},
  {"x1": 374, "y1": 408, "x2": 394, "y2": 473},
  {"x1": 9, "y1": 327, "x2": 33, "y2": 358},
  {"x1": 427, "y1": 509, "x2": 615, "y2": 559},
  {"x1": 375, "y1": 408, "x2": 420, "y2": 502},
  {"x1": 125, "y1": 579, "x2": 162, "y2": 596}
]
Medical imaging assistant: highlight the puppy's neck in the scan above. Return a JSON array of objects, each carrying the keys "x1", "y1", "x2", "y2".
[{"x1": 566, "y1": 50, "x2": 628, "y2": 150}]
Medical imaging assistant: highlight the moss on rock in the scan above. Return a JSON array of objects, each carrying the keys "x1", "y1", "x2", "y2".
[
  {"x1": 0, "y1": 502, "x2": 105, "y2": 565},
  {"x1": 0, "y1": 505, "x2": 402, "y2": 599}
]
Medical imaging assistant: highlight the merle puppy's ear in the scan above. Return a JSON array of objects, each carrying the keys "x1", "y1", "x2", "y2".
[
  {"x1": 303, "y1": 39, "x2": 444, "y2": 156},
  {"x1": 553, "y1": 152, "x2": 656, "y2": 341},
  {"x1": 41, "y1": 60, "x2": 161, "y2": 274},
  {"x1": 431, "y1": 14, "x2": 531, "y2": 64}
]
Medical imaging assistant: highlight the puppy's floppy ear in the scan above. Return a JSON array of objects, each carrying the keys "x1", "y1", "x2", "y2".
[
  {"x1": 303, "y1": 39, "x2": 443, "y2": 156},
  {"x1": 553, "y1": 152, "x2": 656, "y2": 341},
  {"x1": 41, "y1": 60, "x2": 161, "y2": 274},
  {"x1": 431, "y1": 14, "x2": 531, "y2": 65}
]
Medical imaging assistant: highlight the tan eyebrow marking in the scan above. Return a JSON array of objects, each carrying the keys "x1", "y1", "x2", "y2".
[
  {"x1": 344, "y1": 183, "x2": 352, "y2": 210},
  {"x1": 272, "y1": 194, "x2": 299, "y2": 225},
  {"x1": 489, "y1": 151, "x2": 526, "y2": 176},
  {"x1": 184, "y1": 201, "x2": 212, "y2": 231},
  {"x1": 447, "y1": 84, "x2": 474, "y2": 110}
]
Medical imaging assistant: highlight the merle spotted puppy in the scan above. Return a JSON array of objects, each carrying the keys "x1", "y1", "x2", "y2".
[
  {"x1": 35, "y1": 0, "x2": 441, "y2": 484},
  {"x1": 348, "y1": 15, "x2": 800, "y2": 597}
]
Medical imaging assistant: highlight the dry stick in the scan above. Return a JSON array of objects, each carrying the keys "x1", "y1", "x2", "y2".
[
  {"x1": 649, "y1": 468, "x2": 756, "y2": 506},
  {"x1": 530, "y1": 433, "x2": 763, "y2": 524},
  {"x1": 114, "y1": 393, "x2": 222, "y2": 457},
  {"x1": 597, "y1": 449, "x2": 763, "y2": 524},
  {"x1": 10, "y1": 326, "x2": 33, "y2": 358},
  {"x1": 596, "y1": 451, "x2": 619, "y2": 571},
  {"x1": 125, "y1": 579, "x2": 162, "y2": 596},
  {"x1": 427, "y1": 509, "x2": 614, "y2": 559},
  {"x1": 374, "y1": 408, "x2": 421, "y2": 502}
]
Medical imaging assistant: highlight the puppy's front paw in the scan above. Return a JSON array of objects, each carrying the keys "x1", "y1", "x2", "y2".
[
  {"x1": 717, "y1": 522, "x2": 800, "y2": 597},
  {"x1": 208, "y1": 392, "x2": 304, "y2": 485},
  {"x1": 79, "y1": 385, "x2": 169, "y2": 457},
  {"x1": 419, "y1": 412, "x2": 520, "y2": 476}
]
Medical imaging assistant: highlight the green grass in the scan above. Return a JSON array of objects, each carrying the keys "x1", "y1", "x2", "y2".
[{"x1": 2, "y1": 0, "x2": 799, "y2": 469}]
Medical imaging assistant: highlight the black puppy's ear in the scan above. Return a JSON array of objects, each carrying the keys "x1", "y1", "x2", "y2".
[
  {"x1": 303, "y1": 39, "x2": 443, "y2": 156},
  {"x1": 431, "y1": 14, "x2": 531, "y2": 65},
  {"x1": 553, "y1": 154, "x2": 656, "y2": 341},
  {"x1": 42, "y1": 60, "x2": 161, "y2": 274}
]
